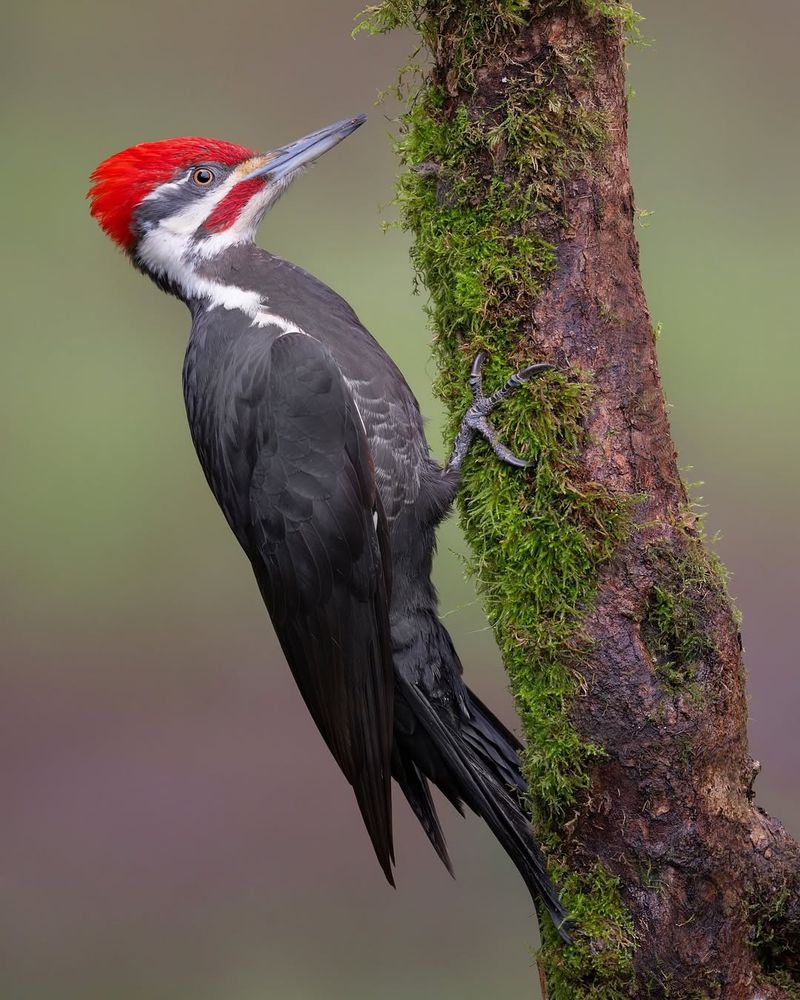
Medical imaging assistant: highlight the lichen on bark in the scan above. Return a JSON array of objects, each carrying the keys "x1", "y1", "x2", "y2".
[{"x1": 357, "y1": 2, "x2": 800, "y2": 997}]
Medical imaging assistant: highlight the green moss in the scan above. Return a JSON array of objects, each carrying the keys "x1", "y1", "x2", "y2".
[
  {"x1": 640, "y1": 543, "x2": 719, "y2": 695},
  {"x1": 642, "y1": 584, "x2": 707, "y2": 692},
  {"x1": 446, "y1": 362, "x2": 631, "y2": 819},
  {"x1": 358, "y1": 1, "x2": 641, "y2": 995},
  {"x1": 538, "y1": 863, "x2": 636, "y2": 996},
  {"x1": 356, "y1": 0, "x2": 642, "y2": 45},
  {"x1": 581, "y1": 0, "x2": 643, "y2": 38},
  {"x1": 759, "y1": 971, "x2": 800, "y2": 1000},
  {"x1": 751, "y1": 885, "x2": 791, "y2": 954},
  {"x1": 750, "y1": 886, "x2": 800, "y2": 993},
  {"x1": 355, "y1": 2, "x2": 533, "y2": 87}
]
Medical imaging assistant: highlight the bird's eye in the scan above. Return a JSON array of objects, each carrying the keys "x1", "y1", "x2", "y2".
[{"x1": 191, "y1": 167, "x2": 215, "y2": 186}]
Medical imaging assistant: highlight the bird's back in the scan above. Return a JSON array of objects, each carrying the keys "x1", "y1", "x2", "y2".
[{"x1": 188, "y1": 246, "x2": 437, "y2": 525}]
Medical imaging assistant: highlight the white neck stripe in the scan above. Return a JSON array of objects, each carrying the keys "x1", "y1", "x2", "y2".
[{"x1": 135, "y1": 172, "x2": 307, "y2": 333}]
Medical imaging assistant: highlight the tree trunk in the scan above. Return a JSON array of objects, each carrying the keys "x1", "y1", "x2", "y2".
[{"x1": 358, "y1": 2, "x2": 799, "y2": 997}]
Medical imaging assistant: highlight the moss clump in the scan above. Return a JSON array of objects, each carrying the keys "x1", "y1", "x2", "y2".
[
  {"x1": 356, "y1": 0, "x2": 643, "y2": 56},
  {"x1": 358, "y1": 0, "x2": 641, "y2": 994},
  {"x1": 356, "y1": 2, "x2": 535, "y2": 88},
  {"x1": 396, "y1": 88, "x2": 607, "y2": 347},
  {"x1": 751, "y1": 884, "x2": 791, "y2": 955},
  {"x1": 750, "y1": 886, "x2": 800, "y2": 993},
  {"x1": 581, "y1": 0, "x2": 643, "y2": 37},
  {"x1": 446, "y1": 360, "x2": 630, "y2": 817},
  {"x1": 642, "y1": 585, "x2": 708, "y2": 692},
  {"x1": 538, "y1": 862, "x2": 636, "y2": 997},
  {"x1": 640, "y1": 544, "x2": 718, "y2": 694},
  {"x1": 759, "y1": 971, "x2": 800, "y2": 1000}
]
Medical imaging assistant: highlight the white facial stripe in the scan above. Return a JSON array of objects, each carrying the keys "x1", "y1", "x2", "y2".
[
  {"x1": 158, "y1": 170, "x2": 243, "y2": 237},
  {"x1": 134, "y1": 163, "x2": 306, "y2": 323},
  {"x1": 136, "y1": 226, "x2": 308, "y2": 327},
  {"x1": 136, "y1": 168, "x2": 259, "y2": 306},
  {"x1": 191, "y1": 187, "x2": 267, "y2": 259},
  {"x1": 136, "y1": 223, "x2": 261, "y2": 314},
  {"x1": 192, "y1": 171, "x2": 298, "y2": 260}
]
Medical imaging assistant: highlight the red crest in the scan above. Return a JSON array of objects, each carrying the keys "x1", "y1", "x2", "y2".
[{"x1": 88, "y1": 138, "x2": 255, "y2": 249}]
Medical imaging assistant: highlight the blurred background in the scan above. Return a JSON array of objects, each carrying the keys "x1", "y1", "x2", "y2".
[{"x1": 1, "y1": 2, "x2": 797, "y2": 997}]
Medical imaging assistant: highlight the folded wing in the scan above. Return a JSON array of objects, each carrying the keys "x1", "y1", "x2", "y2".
[{"x1": 224, "y1": 331, "x2": 395, "y2": 881}]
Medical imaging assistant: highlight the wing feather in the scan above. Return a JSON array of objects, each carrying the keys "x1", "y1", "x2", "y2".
[{"x1": 237, "y1": 333, "x2": 396, "y2": 881}]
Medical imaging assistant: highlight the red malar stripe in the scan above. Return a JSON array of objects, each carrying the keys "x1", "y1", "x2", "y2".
[{"x1": 204, "y1": 177, "x2": 265, "y2": 233}]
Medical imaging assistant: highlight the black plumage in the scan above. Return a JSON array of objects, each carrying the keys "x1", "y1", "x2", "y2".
[
  {"x1": 181, "y1": 246, "x2": 572, "y2": 940},
  {"x1": 88, "y1": 118, "x2": 575, "y2": 951}
]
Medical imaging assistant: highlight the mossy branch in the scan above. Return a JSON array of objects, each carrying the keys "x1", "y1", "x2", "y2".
[{"x1": 358, "y1": 2, "x2": 800, "y2": 997}]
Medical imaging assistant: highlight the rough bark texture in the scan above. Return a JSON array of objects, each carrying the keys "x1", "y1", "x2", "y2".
[
  {"x1": 520, "y1": 15, "x2": 800, "y2": 999},
  {"x1": 360, "y1": 2, "x2": 799, "y2": 997}
]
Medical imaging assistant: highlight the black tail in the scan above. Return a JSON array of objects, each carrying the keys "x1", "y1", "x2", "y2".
[{"x1": 394, "y1": 675, "x2": 574, "y2": 944}]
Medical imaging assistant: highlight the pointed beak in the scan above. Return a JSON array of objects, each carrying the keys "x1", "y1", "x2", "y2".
[{"x1": 242, "y1": 115, "x2": 367, "y2": 182}]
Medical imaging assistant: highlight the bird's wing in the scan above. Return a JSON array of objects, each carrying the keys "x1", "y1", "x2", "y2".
[{"x1": 229, "y1": 331, "x2": 395, "y2": 882}]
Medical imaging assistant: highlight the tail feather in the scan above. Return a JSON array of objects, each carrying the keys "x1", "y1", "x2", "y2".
[
  {"x1": 398, "y1": 675, "x2": 574, "y2": 944},
  {"x1": 465, "y1": 690, "x2": 524, "y2": 753},
  {"x1": 461, "y1": 691, "x2": 527, "y2": 799},
  {"x1": 393, "y1": 751, "x2": 454, "y2": 876}
]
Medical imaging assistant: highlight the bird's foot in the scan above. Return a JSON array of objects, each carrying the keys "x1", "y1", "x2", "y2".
[{"x1": 449, "y1": 350, "x2": 552, "y2": 471}]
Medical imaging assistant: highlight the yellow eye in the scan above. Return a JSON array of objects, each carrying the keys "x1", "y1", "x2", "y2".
[{"x1": 191, "y1": 167, "x2": 215, "y2": 186}]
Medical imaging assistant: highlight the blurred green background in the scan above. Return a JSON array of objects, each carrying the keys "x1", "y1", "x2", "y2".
[{"x1": 1, "y1": 2, "x2": 797, "y2": 997}]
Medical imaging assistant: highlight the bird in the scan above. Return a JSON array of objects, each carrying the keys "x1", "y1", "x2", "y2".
[{"x1": 88, "y1": 114, "x2": 573, "y2": 942}]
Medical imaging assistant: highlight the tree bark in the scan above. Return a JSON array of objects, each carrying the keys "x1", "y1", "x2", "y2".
[{"x1": 360, "y1": 2, "x2": 799, "y2": 997}]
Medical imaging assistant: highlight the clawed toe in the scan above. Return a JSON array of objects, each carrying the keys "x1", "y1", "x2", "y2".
[
  {"x1": 516, "y1": 362, "x2": 553, "y2": 383},
  {"x1": 465, "y1": 353, "x2": 552, "y2": 469},
  {"x1": 467, "y1": 414, "x2": 532, "y2": 468},
  {"x1": 447, "y1": 352, "x2": 553, "y2": 476},
  {"x1": 487, "y1": 362, "x2": 553, "y2": 408},
  {"x1": 488, "y1": 436, "x2": 534, "y2": 469},
  {"x1": 469, "y1": 350, "x2": 488, "y2": 399}
]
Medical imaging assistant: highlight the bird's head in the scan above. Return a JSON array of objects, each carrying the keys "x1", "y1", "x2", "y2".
[{"x1": 88, "y1": 115, "x2": 365, "y2": 295}]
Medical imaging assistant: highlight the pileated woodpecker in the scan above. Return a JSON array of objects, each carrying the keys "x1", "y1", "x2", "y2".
[{"x1": 89, "y1": 115, "x2": 572, "y2": 941}]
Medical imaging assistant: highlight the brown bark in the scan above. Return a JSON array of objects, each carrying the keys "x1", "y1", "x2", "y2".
[
  {"x1": 443, "y1": 8, "x2": 799, "y2": 999},
  {"x1": 511, "y1": 13, "x2": 798, "y2": 999}
]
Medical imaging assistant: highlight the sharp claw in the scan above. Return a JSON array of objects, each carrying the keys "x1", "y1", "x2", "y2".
[
  {"x1": 516, "y1": 362, "x2": 553, "y2": 382},
  {"x1": 476, "y1": 417, "x2": 534, "y2": 469},
  {"x1": 457, "y1": 353, "x2": 549, "y2": 472},
  {"x1": 499, "y1": 363, "x2": 553, "y2": 394},
  {"x1": 469, "y1": 351, "x2": 487, "y2": 399},
  {"x1": 498, "y1": 450, "x2": 534, "y2": 469},
  {"x1": 471, "y1": 351, "x2": 487, "y2": 375}
]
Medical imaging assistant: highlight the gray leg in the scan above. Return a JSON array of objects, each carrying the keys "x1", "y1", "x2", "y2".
[{"x1": 445, "y1": 351, "x2": 552, "y2": 475}]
